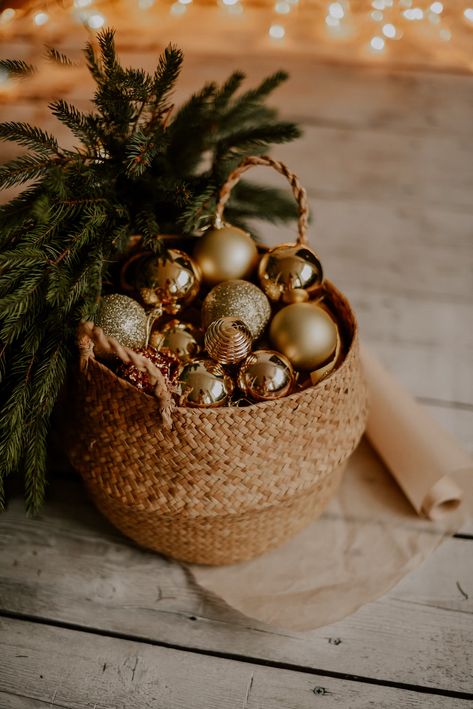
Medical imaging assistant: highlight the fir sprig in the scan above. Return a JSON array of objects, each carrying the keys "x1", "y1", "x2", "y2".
[{"x1": 0, "y1": 29, "x2": 301, "y2": 512}]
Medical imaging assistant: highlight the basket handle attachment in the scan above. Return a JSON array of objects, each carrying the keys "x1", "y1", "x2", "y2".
[
  {"x1": 77, "y1": 321, "x2": 174, "y2": 429},
  {"x1": 214, "y1": 155, "x2": 310, "y2": 246}
]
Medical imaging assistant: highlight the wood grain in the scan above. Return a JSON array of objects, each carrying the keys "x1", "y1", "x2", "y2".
[
  {"x1": 1, "y1": 617, "x2": 471, "y2": 709},
  {"x1": 0, "y1": 478, "x2": 472, "y2": 693}
]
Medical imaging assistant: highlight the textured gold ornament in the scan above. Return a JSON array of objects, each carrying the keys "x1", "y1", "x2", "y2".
[
  {"x1": 94, "y1": 294, "x2": 148, "y2": 349},
  {"x1": 269, "y1": 302, "x2": 339, "y2": 371},
  {"x1": 137, "y1": 249, "x2": 201, "y2": 314},
  {"x1": 150, "y1": 320, "x2": 201, "y2": 363},
  {"x1": 237, "y1": 349, "x2": 294, "y2": 402},
  {"x1": 179, "y1": 358, "x2": 234, "y2": 408},
  {"x1": 202, "y1": 280, "x2": 271, "y2": 341},
  {"x1": 117, "y1": 346, "x2": 181, "y2": 394},
  {"x1": 205, "y1": 317, "x2": 253, "y2": 365},
  {"x1": 258, "y1": 243, "x2": 324, "y2": 303},
  {"x1": 193, "y1": 223, "x2": 259, "y2": 286}
]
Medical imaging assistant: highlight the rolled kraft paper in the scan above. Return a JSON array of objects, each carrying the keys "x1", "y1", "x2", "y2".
[{"x1": 360, "y1": 344, "x2": 471, "y2": 520}]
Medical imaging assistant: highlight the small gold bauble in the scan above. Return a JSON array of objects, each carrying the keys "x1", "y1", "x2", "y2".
[
  {"x1": 205, "y1": 317, "x2": 253, "y2": 365},
  {"x1": 150, "y1": 320, "x2": 201, "y2": 363},
  {"x1": 258, "y1": 243, "x2": 324, "y2": 303},
  {"x1": 94, "y1": 294, "x2": 147, "y2": 349},
  {"x1": 137, "y1": 249, "x2": 201, "y2": 314},
  {"x1": 238, "y1": 349, "x2": 294, "y2": 402},
  {"x1": 269, "y1": 302, "x2": 338, "y2": 371},
  {"x1": 179, "y1": 358, "x2": 234, "y2": 408},
  {"x1": 202, "y1": 280, "x2": 271, "y2": 341},
  {"x1": 193, "y1": 223, "x2": 259, "y2": 286}
]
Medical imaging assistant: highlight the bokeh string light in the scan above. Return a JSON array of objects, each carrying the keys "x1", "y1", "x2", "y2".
[{"x1": 0, "y1": 1, "x2": 472, "y2": 72}]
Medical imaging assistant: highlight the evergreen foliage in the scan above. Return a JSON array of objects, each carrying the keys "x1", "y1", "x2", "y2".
[{"x1": 0, "y1": 30, "x2": 301, "y2": 512}]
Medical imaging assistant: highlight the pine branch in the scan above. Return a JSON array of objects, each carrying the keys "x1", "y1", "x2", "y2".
[
  {"x1": 0, "y1": 121, "x2": 59, "y2": 155},
  {"x1": 0, "y1": 59, "x2": 35, "y2": 78},
  {"x1": 0, "y1": 154, "x2": 52, "y2": 189},
  {"x1": 45, "y1": 46, "x2": 75, "y2": 67}
]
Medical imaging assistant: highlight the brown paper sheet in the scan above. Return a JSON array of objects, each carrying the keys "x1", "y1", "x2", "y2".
[{"x1": 190, "y1": 347, "x2": 472, "y2": 631}]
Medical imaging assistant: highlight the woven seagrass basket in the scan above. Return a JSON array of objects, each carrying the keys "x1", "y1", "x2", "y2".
[{"x1": 67, "y1": 157, "x2": 368, "y2": 565}]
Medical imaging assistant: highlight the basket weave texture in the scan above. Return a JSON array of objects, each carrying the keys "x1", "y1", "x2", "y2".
[{"x1": 67, "y1": 281, "x2": 368, "y2": 565}]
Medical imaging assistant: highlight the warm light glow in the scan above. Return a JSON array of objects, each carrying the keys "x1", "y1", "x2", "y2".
[
  {"x1": 269, "y1": 23, "x2": 285, "y2": 38},
  {"x1": 439, "y1": 27, "x2": 452, "y2": 40},
  {"x1": 275, "y1": 1, "x2": 291, "y2": 14},
  {"x1": 170, "y1": 2, "x2": 186, "y2": 14},
  {"x1": 382, "y1": 23, "x2": 396, "y2": 38},
  {"x1": 403, "y1": 8, "x2": 424, "y2": 20},
  {"x1": 222, "y1": 0, "x2": 239, "y2": 6},
  {"x1": 0, "y1": 7, "x2": 15, "y2": 23},
  {"x1": 370, "y1": 35, "x2": 385, "y2": 51},
  {"x1": 87, "y1": 13, "x2": 105, "y2": 28},
  {"x1": 33, "y1": 11, "x2": 49, "y2": 25},
  {"x1": 138, "y1": 0, "x2": 155, "y2": 6},
  {"x1": 464, "y1": 8, "x2": 473, "y2": 23},
  {"x1": 179, "y1": 0, "x2": 193, "y2": 5},
  {"x1": 430, "y1": 2, "x2": 443, "y2": 13},
  {"x1": 370, "y1": 10, "x2": 383, "y2": 22},
  {"x1": 371, "y1": 0, "x2": 385, "y2": 9},
  {"x1": 74, "y1": 0, "x2": 93, "y2": 7},
  {"x1": 328, "y1": 2, "x2": 344, "y2": 19},
  {"x1": 325, "y1": 15, "x2": 340, "y2": 27}
]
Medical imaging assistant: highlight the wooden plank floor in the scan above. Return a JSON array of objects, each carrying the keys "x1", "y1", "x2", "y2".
[{"x1": 1, "y1": 52, "x2": 472, "y2": 707}]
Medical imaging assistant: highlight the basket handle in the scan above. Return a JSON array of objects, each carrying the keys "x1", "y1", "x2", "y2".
[
  {"x1": 77, "y1": 321, "x2": 174, "y2": 429},
  {"x1": 215, "y1": 155, "x2": 309, "y2": 246}
]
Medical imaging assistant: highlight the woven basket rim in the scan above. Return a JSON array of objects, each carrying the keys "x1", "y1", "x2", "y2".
[{"x1": 84, "y1": 278, "x2": 357, "y2": 415}]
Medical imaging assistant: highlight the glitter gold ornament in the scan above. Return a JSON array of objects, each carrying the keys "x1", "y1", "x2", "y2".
[
  {"x1": 258, "y1": 243, "x2": 324, "y2": 303},
  {"x1": 117, "y1": 346, "x2": 180, "y2": 394},
  {"x1": 137, "y1": 249, "x2": 201, "y2": 314},
  {"x1": 179, "y1": 358, "x2": 234, "y2": 408},
  {"x1": 205, "y1": 317, "x2": 252, "y2": 365},
  {"x1": 269, "y1": 302, "x2": 339, "y2": 371},
  {"x1": 150, "y1": 320, "x2": 201, "y2": 363},
  {"x1": 193, "y1": 223, "x2": 259, "y2": 286},
  {"x1": 202, "y1": 280, "x2": 271, "y2": 341},
  {"x1": 237, "y1": 350, "x2": 294, "y2": 402},
  {"x1": 94, "y1": 294, "x2": 148, "y2": 349}
]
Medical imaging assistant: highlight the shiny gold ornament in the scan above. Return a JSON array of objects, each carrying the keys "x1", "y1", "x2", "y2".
[
  {"x1": 117, "y1": 346, "x2": 181, "y2": 395},
  {"x1": 202, "y1": 280, "x2": 271, "y2": 341},
  {"x1": 258, "y1": 243, "x2": 324, "y2": 303},
  {"x1": 269, "y1": 302, "x2": 339, "y2": 371},
  {"x1": 137, "y1": 249, "x2": 201, "y2": 314},
  {"x1": 193, "y1": 223, "x2": 259, "y2": 286},
  {"x1": 179, "y1": 358, "x2": 234, "y2": 408},
  {"x1": 205, "y1": 317, "x2": 252, "y2": 365},
  {"x1": 94, "y1": 294, "x2": 148, "y2": 349},
  {"x1": 237, "y1": 350, "x2": 294, "y2": 402},
  {"x1": 150, "y1": 320, "x2": 201, "y2": 363},
  {"x1": 310, "y1": 324, "x2": 342, "y2": 385}
]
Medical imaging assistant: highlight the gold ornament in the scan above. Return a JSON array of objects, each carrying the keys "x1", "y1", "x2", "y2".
[
  {"x1": 205, "y1": 317, "x2": 252, "y2": 365},
  {"x1": 193, "y1": 223, "x2": 259, "y2": 286},
  {"x1": 237, "y1": 350, "x2": 294, "y2": 402},
  {"x1": 202, "y1": 280, "x2": 271, "y2": 340},
  {"x1": 179, "y1": 358, "x2": 234, "y2": 408},
  {"x1": 150, "y1": 320, "x2": 201, "y2": 363},
  {"x1": 94, "y1": 294, "x2": 148, "y2": 349},
  {"x1": 310, "y1": 321, "x2": 342, "y2": 384},
  {"x1": 269, "y1": 302, "x2": 339, "y2": 371},
  {"x1": 137, "y1": 249, "x2": 201, "y2": 314},
  {"x1": 258, "y1": 243, "x2": 324, "y2": 303}
]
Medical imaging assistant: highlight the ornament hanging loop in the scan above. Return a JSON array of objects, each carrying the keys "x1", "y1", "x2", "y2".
[{"x1": 215, "y1": 155, "x2": 310, "y2": 245}]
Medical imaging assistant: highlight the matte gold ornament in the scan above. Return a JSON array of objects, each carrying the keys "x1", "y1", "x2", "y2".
[
  {"x1": 258, "y1": 243, "x2": 324, "y2": 303},
  {"x1": 237, "y1": 350, "x2": 294, "y2": 402},
  {"x1": 150, "y1": 320, "x2": 201, "y2": 363},
  {"x1": 269, "y1": 302, "x2": 339, "y2": 371},
  {"x1": 137, "y1": 249, "x2": 201, "y2": 314},
  {"x1": 94, "y1": 294, "x2": 148, "y2": 349},
  {"x1": 202, "y1": 280, "x2": 271, "y2": 340},
  {"x1": 205, "y1": 317, "x2": 252, "y2": 365},
  {"x1": 193, "y1": 223, "x2": 259, "y2": 286},
  {"x1": 179, "y1": 358, "x2": 234, "y2": 408}
]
